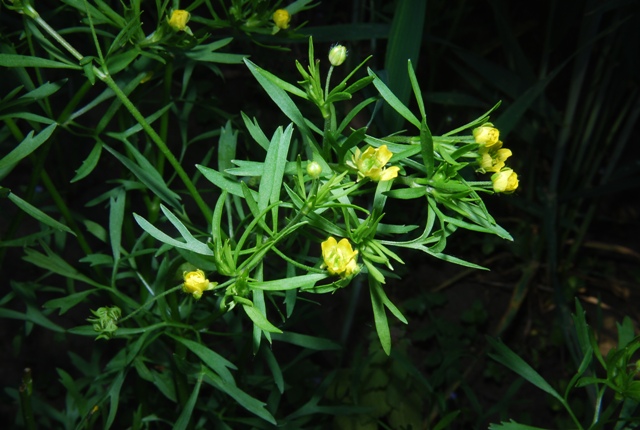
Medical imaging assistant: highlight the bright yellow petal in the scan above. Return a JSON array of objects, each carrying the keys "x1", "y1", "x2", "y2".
[
  {"x1": 379, "y1": 166, "x2": 400, "y2": 181},
  {"x1": 376, "y1": 145, "x2": 393, "y2": 165}
]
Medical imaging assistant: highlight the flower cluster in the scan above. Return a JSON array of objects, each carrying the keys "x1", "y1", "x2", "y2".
[
  {"x1": 474, "y1": 124, "x2": 519, "y2": 193},
  {"x1": 349, "y1": 145, "x2": 400, "y2": 182},
  {"x1": 321, "y1": 237, "x2": 359, "y2": 278},
  {"x1": 87, "y1": 306, "x2": 122, "y2": 340}
]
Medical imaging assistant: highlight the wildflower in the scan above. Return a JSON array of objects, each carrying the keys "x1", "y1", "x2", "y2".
[
  {"x1": 321, "y1": 237, "x2": 359, "y2": 278},
  {"x1": 168, "y1": 10, "x2": 190, "y2": 32},
  {"x1": 350, "y1": 145, "x2": 400, "y2": 182},
  {"x1": 272, "y1": 9, "x2": 291, "y2": 30},
  {"x1": 183, "y1": 269, "x2": 217, "y2": 299},
  {"x1": 491, "y1": 168, "x2": 519, "y2": 193},
  {"x1": 478, "y1": 146, "x2": 512, "y2": 173},
  {"x1": 473, "y1": 123, "x2": 500, "y2": 147},
  {"x1": 328, "y1": 44, "x2": 348, "y2": 66}
]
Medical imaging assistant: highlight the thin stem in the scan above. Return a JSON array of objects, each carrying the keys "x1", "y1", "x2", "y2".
[
  {"x1": 99, "y1": 73, "x2": 212, "y2": 222},
  {"x1": 119, "y1": 285, "x2": 183, "y2": 324},
  {"x1": 23, "y1": 4, "x2": 212, "y2": 224}
]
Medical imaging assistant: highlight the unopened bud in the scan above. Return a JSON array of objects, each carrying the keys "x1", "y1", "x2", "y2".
[
  {"x1": 272, "y1": 9, "x2": 291, "y2": 30},
  {"x1": 328, "y1": 44, "x2": 348, "y2": 66},
  {"x1": 306, "y1": 161, "x2": 322, "y2": 178}
]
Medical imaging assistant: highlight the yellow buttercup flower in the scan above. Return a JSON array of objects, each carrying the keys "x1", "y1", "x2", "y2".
[
  {"x1": 473, "y1": 124, "x2": 500, "y2": 147},
  {"x1": 168, "y1": 10, "x2": 190, "y2": 31},
  {"x1": 321, "y1": 237, "x2": 358, "y2": 278},
  {"x1": 351, "y1": 145, "x2": 400, "y2": 182},
  {"x1": 272, "y1": 9, "x2": 291, "y2": 30},
  {"x1": 491, "y1": 168, "x2": 519, "y2": 193},
  {"x1": 478, "y1": 147, "x2": 512, "y2": 173},
  {"x1": 183, "y1": 269, "x2": 216, "y2": 299}
]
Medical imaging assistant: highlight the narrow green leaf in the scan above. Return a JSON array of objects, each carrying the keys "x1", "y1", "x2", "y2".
[
  {"x1": 420, "y1": 118, "x2": 434, "y2": 177},
  {"x1": 103, "y1": 144, "x2": 181, "y2": 209},
  {"x1": 0, "y1": 54, "x2": 82, "y2": 69},
  {"x1": 369, "y1": 68, "x2": 420, "y2": 128},
  {"x1": 201, "y1": 366, "x2": 276, "y2": 425},
  {"x1": 271, "y1": 332, "x2": 342, "y2": 350},
  {"x1": 197, "y1": 164, "x2": 259, "y2": 200},
  {"x1": 382, "y1": 0, "x2": 426, "y2": 130},
  {"x1": 241, "y1": 112, "x2": 270, "y2": 150},
  {"x1": 369, "y1": 276, "x2": 391, "y2": 355},
  {"x1": 262, "y1": 346, "x2": 284, "y2": 393},
  {"x1": 245, "y1": 58, "x2": 319, "y2": 150},
  {"x1": 218, "y1": 120, "x2": 237, "y2": 173},
  {"x1": 0, "y1": 123, "x2": 56, "y2": 170},
  {"x1": 105, "y1": 371, "x2": 125, "y2": 430},
  {"x1": 172, "y1": 372, "x2": 203, "y2": 430},
  {"x1": 384, "y1": 187, "x2": 426, "y2": 200},
  {"x1": 133, "y1": 213, "x2": 213, "y2": 256},
  {"x1": 259, "y1": 124, "x2": 293, "y2": 212},
  {"x1": 43, "y1": 289, "x2": 96, "y2": 315},
  {"x1": 487, "y1": 337, "x2": 563, "y2": 402},
  {"x1": 109, "y1": 188, "x2": 125, "y2": 263},
  {"x1": 242, "y1": 304, "x2": 283, "y2": 334},
  {"x1": 171, "y1": 336, "x2": 237, "y2": 384},
  {"x1": 407, "y1": 59, "x2": 426, "y2": 119},
  {"x1": 250, "y1": 273, "x2": 328, "y2": 291},
  {"x1": 70, "y1": 141, "x2": 102, "y2": 183},
  {"x1": 7, "y1": 192, "x2": 75, "y2": 235},
  {"x1": 489, "y1": 420, "x2": 549, "y2": 430}
]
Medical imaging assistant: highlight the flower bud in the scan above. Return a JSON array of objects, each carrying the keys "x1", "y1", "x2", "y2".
[
  {"x1": 183, "y1": 269, "x2": 216, "y2": 299},
  {"x1": 491, "y1": 168, "x2": 519, "y2": 193},
  {"x1": 168, "y1": 10, "x2": 190, "y2": 32},
  {"x1": 328, "y1": 44, "x2": 348, "y2": 66},
  {"x1": 272, "y1": 9, "x2": 291, "y2": 30},
  {"x1": 473, "y1": 124, "x2": 500, "y2": 147},
  {"x1": 306, "y1": 161, "x2": 322, "y2": 178}
]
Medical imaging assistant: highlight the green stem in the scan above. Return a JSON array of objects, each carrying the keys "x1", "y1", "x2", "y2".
[
  {"x1": 24, "y1": 4, "x2": 83, "y2": 61},
  {"x1": 23, "y1": 4, "x2": 212, "y2": 224},
  {"x1": 99, "y1": 73, "x2": 212, "y2": 222},
  {"x1": 19, "y1": 368, "x2": 36, "y2": 430},
  {"x1": 119, "y1": 285, "x2": 183, "y2": 324}
]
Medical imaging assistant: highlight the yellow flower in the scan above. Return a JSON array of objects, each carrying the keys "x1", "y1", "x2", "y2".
[
  {"x1": 321, "y1": 237, "x2": 358, "y2": 278},
  {"x1": 478, "y1": 147, "x2": 512, "y2": 173},
  {"x1": 491, "y1": 168, "x2": 519, "y2": 193},
  {"x1": 351, "y1": 145, "x2": 400, "y2": 182},
  {"x1": 183, "y1": 269, "x2": 216, "y2": 300},
  {"x1": 272, "y1": 9, "x2": 291, "y2": 30},
  {"x1": 168, "y1": 10, "x2": 190, "y2": 31},
  {"x1": 473, "y1": 124, "x2": 500, "y2": 147},
  {"x1": 328, "y1": 44, "x2": 348, "y2": 66}
]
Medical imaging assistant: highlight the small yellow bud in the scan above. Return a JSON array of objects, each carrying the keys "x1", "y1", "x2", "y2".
[
  {"x1": 306, "y1": 161, "x2": 322, "y2": 178},
  {"x1": 473, "y1": 124, "x2": 500, "y2": 147},
  {"x1": 491, "y1": 168, "x2": 519, "y2": 193},
  {"x1": 272, "y1": 9, "x2": 291, "y2": 30},
  {"x1": 321, "y1": 237, "x2": 359, "y2": 278},
  {"x1": 328, "y1": 44, "x2": 348, "y2": 66},
  {"x1": 168, "y1": 10, "x2": 190, "y2": 32},
  {"x1": 183, "y1": 269, "x2": 216, "y2": 300},
  {"x1": 350, "y1": 145, "x2": 400, "y2": 182}
]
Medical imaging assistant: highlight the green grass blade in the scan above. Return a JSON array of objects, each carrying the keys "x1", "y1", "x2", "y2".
[
  {"x1": 382, "y1": 0, "x2": 426, "y2": 131},
  {"x1": 487, "y1": 336, "x2": 563, "y2": 403}
]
